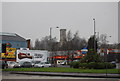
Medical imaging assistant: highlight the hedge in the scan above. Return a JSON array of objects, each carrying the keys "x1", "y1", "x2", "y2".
[{"x1": 70, "y1": 62, "x2": 116, "y2": 69}]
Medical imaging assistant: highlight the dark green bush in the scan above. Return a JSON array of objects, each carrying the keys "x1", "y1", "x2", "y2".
[
  {"x1": 79, "y1": 63, "x2": 88, "y2": 69},
  {"x1": 70, "y1": 61, "x2": 116, "y2": 69},
  {"x1": 87, "y1": 62, "x2": 116, "y2": 69},
  {"x1": 70, "y1": 61, "x2": 80, "y2": 68},
  {"x1": 89, "y1": 62, "x2": 105, "y2": 69},
  {"x1": 105, "y1": 62, "x2": 116, "y2": 69}
]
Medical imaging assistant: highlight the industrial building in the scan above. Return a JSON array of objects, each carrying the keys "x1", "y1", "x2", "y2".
[
  {"x1": 0, "y1": 32, "x2": 28, "y2": 51},
  {"x1": 0, "y1": 32, "x2": 29, "y2": 61}
]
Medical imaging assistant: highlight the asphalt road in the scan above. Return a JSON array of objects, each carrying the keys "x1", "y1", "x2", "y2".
[{"x1": 1, "y1": 71, "x2": 120, "y2": 81}]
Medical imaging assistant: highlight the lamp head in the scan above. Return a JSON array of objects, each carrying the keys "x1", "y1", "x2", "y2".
[
  {"x1": 56, "y1": 26, "x2": 59, "y2": 28},
  {"x1": 93, "y1": 18, "x2": 95, "y2": 20}
]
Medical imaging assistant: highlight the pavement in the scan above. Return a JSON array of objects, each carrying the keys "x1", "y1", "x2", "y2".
[{"x1": 9, "y1": 71, "x2": 120, "y2": 78}]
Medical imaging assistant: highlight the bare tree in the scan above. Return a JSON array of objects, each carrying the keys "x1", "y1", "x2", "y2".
[
  {"x1": 67, "y1": 30, "x2": 72, "y2": 42},
  {"x1": 39, "y1": 36, "x2": 50, "y2": 50},
  {"x1": 34, "y1": 36, "x2": 57, "y2": 51},
  {"x1": 72, "y1": 31, "x2": 87, "y2": 50},
  {"x1": 34, "y1": 39, "x2": 40, "y2": 50},
  {"x1": 30, "y1": 40, "x2": 34, "y2": 50},
  {"x1": 99, "y1": 34, "x2": 107, "y2": 48}
]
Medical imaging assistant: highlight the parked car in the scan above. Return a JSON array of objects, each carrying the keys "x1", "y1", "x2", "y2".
[
  {"x1": 34, "y1": 62, "x2": 51, "y2": 68},
  {"x1": 13, "y1": 62, "x2": 21, "y2": 68},
  {"x1": 13, "y1": 61, "x2": 32, "y2": 68},
  {"x1": 31, "y1": 61, "x2": 41, "y2": 67},
  {"x1": 0, "y1": 60, "x2": 8, "y2": 69},
  {"x1": 7, "y1": 61, "x2": 17, "y2": 68},
  {"x1": 60, "y1": 60, "x2": 67, "y2": 65},
  {"x1": 110, "y1": 61, "x2": 116, "y2": 64}
]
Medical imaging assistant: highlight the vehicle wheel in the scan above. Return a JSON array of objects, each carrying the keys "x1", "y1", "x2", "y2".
[
  {"x1": 2, "y1": 66, "x2": 5, "y2": 69},
  {"x1": 4, "y1": 66, "x2": 7, "y2": 69},
  {"x1": 5, "y1": 67, "x2": 7, "y2": 69},
  {"x1": 42, "y1": 66, "x2": 44, "y2": 68}
]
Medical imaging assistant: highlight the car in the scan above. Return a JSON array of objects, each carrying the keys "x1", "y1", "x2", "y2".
[
  {"x1": 34, "y1": 62, "x2": 51, "y2": 68},
  {"x1": 31, "y1": 61, "x2": 41, "y2": 67},
  {"x1": 60, "y1": 60, "x2": 67, "y2": 65},
  {"x1": 13, "y1": 62, "x2": 21, "y2": 68},
  {"x1": 21, "y1": 62, "x2": 33, "y2": 68},
  {"x1": 0, "y1": 60, "x2": 8, "y2": 69},
  {"x1": 7, "y1": 61, "x2": 17, "y2": 68},
  {"x1": 110, "y1": 61, "x2": 116, "y2": 64},
  {"x1": 13, "y1": 61, "x2": 32, "y2": 68}
]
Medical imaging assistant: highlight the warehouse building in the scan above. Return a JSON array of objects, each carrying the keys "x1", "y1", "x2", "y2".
[{"x1": 0, "y1": 32, "x2": 28, "y2": 53}]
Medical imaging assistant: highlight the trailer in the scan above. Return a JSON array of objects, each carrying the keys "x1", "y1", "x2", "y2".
[{"x1": 17, "y1": 50, "x2": 49, "y2": 63}]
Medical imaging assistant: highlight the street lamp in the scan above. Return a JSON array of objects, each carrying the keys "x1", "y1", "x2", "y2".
[
  {"x1": 93, "y1": 18, "x2": 96, "y2": 52},
  {"x1": 49, "y1": 26, "x2": 59, "y2": 66},
  {"x1": 50, "y1": 26, "x2": 59, "y2": 40},
  {"x1": 104, "y1": 35, "x2": 111, "y2": 77}
]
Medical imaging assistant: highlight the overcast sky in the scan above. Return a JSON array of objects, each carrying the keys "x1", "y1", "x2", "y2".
[{"x1": 2, "y1": 2, "x2": 118, "y2": 45}]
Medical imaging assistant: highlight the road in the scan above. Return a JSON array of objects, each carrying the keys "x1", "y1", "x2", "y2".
[{"x1": 1, "y1": 71, "x2": 120, "y2": 81}]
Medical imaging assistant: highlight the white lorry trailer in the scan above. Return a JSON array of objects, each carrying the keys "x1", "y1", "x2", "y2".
[{"x1": 16, "y1": 50, "x2": 49, "y2": 63}]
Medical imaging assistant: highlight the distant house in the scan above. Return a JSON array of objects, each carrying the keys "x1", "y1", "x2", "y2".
[{"x1": 0, "y1": 32, "x2": 27, "y2": 52}]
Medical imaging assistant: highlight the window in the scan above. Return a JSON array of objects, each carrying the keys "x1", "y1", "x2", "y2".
[{"x1": 17, "y1": 44, "x2": 19, "y2": 46}]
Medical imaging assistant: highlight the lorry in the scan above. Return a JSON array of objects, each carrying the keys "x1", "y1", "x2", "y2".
[{"x1": 17, "y1": 50, "x2": 49, "y2": 64}]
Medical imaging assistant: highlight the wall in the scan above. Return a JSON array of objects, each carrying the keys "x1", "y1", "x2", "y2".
[{"x1": 1, "y1": 40, "x2": 27, "y2": 49}]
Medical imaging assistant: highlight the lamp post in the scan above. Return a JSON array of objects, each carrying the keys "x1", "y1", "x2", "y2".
[
  {"x1": 50, "y1": 26, "x2": 59, "y2": 40},
  {"x1": 50, "y1": 27, "x2": 59, "y2": 66},
  {"x1": 93, "y1": 18, "x2": 96, "y2": 52},
  {"x1": 104, "y1": 35, "x2": 111, "y2": 77},
  {"x1": 50, "y1": 27, "x2": 52, "y2": 40}
]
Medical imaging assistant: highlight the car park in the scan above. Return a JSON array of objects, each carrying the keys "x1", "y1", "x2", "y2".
[{"x1": 34, "y1": 62, "x2": 51, "y2": 68}]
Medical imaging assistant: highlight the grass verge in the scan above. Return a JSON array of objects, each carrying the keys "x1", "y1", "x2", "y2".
[{"x1": 2, "y1": 67, "x2": 120, "y2": 74}]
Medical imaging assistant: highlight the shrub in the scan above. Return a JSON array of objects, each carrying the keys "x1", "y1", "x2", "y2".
[
  {"x1": 87, "y1": 62, "x2": 116, "y2": 69},
  {"x1": 79, "y1": 63, "x2": 88, "y2": 69},
  {"x1": 70, "y1": 61, "x2": 116, "y2": 69},
  {"x1": 105, "y1": 62, "x2": 116, "y2": 69},
  {"x1": 70, "y1": 61, "x2": 80, "y2": 68}
]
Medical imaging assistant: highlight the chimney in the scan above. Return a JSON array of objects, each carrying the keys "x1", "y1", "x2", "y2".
[{"x1": 60, "y1": 29, "x2": 66, "y2": 45}]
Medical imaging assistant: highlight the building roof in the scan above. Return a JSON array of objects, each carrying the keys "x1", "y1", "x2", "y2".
[{"x1": 0, "y1": 32, "x2": 26, "y2": 42}]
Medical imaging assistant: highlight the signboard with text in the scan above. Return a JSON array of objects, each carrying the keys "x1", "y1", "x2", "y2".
[
  {"x1": 16, "y1": 50, "x2": 48, "y2": 63},
  {"x1": 0, "y1": 48, "x2": 16, "y2": 61}
]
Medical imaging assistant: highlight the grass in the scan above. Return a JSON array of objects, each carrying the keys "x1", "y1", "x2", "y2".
[{"x1": 2, "y1": 67, "x2": 120, "y2": 74}]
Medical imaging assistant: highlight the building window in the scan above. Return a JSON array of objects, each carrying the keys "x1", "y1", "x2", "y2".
[
  {"x1": 17, "y1": 44, "x2": 19, "y2": 46},
  {"x1": 20, "y1": 44, "x2": 24, "y2": 47}
]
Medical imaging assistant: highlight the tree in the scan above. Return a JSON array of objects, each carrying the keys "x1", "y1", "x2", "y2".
[
  {"x1": 99, "y1": 34, "x2": 107, "y2": 48},
  {"x1": 66, "y1": 30, "x2": 73, "y2": 50},
  {"x1": 72, "y1": 31, "x2": 87, "y2": 50},
  {"x1": 80, "y1": 52, "x2": 102, "y2": 63},
  {"x1": 67, "y1": 30, "x2": 72, "y2": 42},
  {"x1": 30, "y1": 40, "x2": 34, "y2": 50},
  {"x1": 87, "y1": 35, "x2": 97, "y2": 52},
  {"x1": 41, "y1": 36, "x2": 51, "y2": 50},
  {"x1": 72, "y1": 31, "x2": 80, "y2": 50},
  {"x1": 34, "y1": 39, "x2": 40, "y2": 50},
  {"x1": 80, "y1": 35, "x2": 101, "y2": 63},
  {"x1": 39, "y1": 36, "x2": 57, "y2": 50}
]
